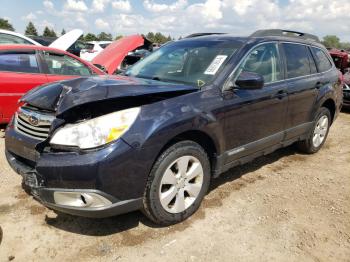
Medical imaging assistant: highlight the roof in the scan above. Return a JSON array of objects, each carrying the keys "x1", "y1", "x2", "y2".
[{"x1": 179, "y1": 30, "x2": 325, "y2": 48}]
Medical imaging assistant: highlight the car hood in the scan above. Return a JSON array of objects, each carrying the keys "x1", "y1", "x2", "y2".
[
  {"x1": 21, "y1": 75, "x2": 198, "y2": 116},
  {"x1": 92, "y1": 35, "x2": 150, "y2": 75},
  {"x1": 49, "y1": 29, "x2": 83, "y2": 51}
]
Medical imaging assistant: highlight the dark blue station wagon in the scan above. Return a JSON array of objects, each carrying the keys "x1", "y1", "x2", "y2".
[{"x1": 5, "y1": 29, "x2": 343, "y2": 225}]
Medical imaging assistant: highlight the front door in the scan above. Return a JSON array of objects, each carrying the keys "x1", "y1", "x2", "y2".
[{"x1": 223, "y1": 42, "x2": 288, "y2": 163}]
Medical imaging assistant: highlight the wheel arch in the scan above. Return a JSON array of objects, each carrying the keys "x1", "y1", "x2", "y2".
[
  {"x1": 321, "y1": 98, "x2": 336, "y2": 124},
  {"x1": 155, "y1": 130, "x2": 218, "y2": 175}
]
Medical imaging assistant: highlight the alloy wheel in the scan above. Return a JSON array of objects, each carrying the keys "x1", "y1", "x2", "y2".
[
  {"x1": 312, "y1": 115, "x2": 329, "y2": 148},
  {"x1": 159, "y1": 156, "x2": 204, "y2": 213}
]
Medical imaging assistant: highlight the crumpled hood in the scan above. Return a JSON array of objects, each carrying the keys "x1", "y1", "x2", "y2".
[{"x1": 21, "y1": 75, "x2": 198, "y2": 116}]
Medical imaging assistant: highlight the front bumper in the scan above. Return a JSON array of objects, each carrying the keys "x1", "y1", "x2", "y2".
[
  {"x1": 4, "y1": 125, "x2": 151, "y2": 218},
  {"x1": 5, "y1": 149, "x2": 143, "y2": 218}
]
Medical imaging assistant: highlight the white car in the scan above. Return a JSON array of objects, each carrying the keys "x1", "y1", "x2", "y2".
[
  {"x1": 80, "y1": 41, "x2": 112, "y2": 61},
  {"x1": 0, "y1": 29, "x2": 83, "y2": 52},
  {"x1": 0, "y1": 29, "x2": 41, "y2": 45}
]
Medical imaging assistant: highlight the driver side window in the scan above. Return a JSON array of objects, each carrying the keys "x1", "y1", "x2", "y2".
[{"x1": 235, "y1": 43, "x2": 282, "y2": 84}]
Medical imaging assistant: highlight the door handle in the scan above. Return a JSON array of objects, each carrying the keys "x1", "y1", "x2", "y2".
[{"x1": 274, "y1": 90, "x2": 287, "y2": 99}]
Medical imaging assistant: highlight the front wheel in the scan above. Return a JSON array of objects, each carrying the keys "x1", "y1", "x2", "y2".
[
  {"x1": 297, "y1": 107, "x2": 331, "y2": 154},
  {"x1": 143, "y1": 141, "x2": 210, "y2": 225}
]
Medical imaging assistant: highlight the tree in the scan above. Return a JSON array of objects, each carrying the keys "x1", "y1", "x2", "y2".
[
  {"x1": 61, "y1": 29, "x2": 66, "y2": 36},
  {"x1": 0, "y1": 18, "x2": 14, "y2": 31},
  {"x1": 146, "y1": 32, "x2": 155, "y2": 42},
  {"x1": 97, "y1": 32, "x2": 112, "y2": 41},
  {"x1": 84, "y1": 33, "x2": 98, "y2": 41},
  {"x1": 42, "y1": 27, "x2": 57, "y2": 37},
  {"x1": 115, "y1": 35, "x2": 123, "y2": 40},
  {"x1": 146, "y1": 32, "x2": 171, "y2": 44},
  {"x1": 322, "y1": 35, "x2": 341, "y2": 49},
  {"x1": 24, "y1": 22, "x2": 38, "y2": 36}
]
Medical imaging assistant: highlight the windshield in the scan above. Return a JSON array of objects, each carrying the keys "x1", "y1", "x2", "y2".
[{"x1": 125, "y1": 40, "x2": 239, "y2": 87}]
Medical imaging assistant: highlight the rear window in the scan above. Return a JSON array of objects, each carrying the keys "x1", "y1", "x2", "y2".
[
  {"x1": 0, "y1": 53, "x2": 39, "y2": 73},
  {"x1": 282, "y1": 43, "x2": 313, "y2": 78},
  {"x1": 311, "y1": 47, "x2": 333, "y2": 72},
  {"x1": 100, "y1": 43, "x2": 110, "y2": 49}
]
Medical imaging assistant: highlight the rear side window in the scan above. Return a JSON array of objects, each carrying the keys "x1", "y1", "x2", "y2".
[
  {"x1": 0, "y1": 33, "x2": 34, "y2": 45},
  {"x1": 311, "y1": 47, "x2": 333, "y2": 72},
  {"x1": 283, "y1": 43, "x2": 313, "y2": 78},
  {"x1": 42, "y1": 52, "x2": 92, "y2": 76},
  {"x1": 0, "y1": 53, "x2": 39, "y2": 73}
]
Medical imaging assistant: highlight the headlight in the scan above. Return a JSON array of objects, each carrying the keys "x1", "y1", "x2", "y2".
[{"x1": 50, "y1": 107, "x2": 140, "y2": 149}]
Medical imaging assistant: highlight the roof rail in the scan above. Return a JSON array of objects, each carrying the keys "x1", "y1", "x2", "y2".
[
  {"x1": 184, "y1": 33, "x2": 226, "y2": 38},
  {"x1": 250, "y1": 29, "x2": 320, "y2": 43}
]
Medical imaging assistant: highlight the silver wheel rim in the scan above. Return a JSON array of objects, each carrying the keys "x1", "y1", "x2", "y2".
[
  {"x1": 159, "y1": 156, "x2": 204, "y2": 214},
  {"x1": 313, "y1": 115, "x2": 329, "y2": 148}
]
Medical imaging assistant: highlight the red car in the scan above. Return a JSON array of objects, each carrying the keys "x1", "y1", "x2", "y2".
[{"x1": 0, "y1": 45, "x2": 104, "y2": 124}]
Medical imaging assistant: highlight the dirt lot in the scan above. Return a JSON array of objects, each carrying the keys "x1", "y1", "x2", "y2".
[{"x1": 0, "y1": 112, "x2": 349, "y2": 262}]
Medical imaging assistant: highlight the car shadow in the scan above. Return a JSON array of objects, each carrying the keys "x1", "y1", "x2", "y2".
[{"x1": 44, "y1": 145, "x2": 298, "y2": 236}]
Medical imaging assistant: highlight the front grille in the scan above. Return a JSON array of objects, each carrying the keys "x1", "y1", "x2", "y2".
[{"x1": 14, "y1": 107, "x2": 55, "y2": 141}]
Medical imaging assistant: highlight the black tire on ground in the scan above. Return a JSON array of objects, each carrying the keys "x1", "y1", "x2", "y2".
[
  {"x1": 143, "y1": 140, "x2": 211, "y2": 225},
  {"x1": 297, "y1": 107, "x2": 331, "y2": 154}
]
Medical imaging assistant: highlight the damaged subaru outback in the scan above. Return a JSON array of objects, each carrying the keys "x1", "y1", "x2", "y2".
[{"x1": 5, "y1": 30, "x2": 343, "y2": 225}]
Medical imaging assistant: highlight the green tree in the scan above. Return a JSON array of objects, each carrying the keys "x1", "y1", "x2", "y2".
[
  {"x1": 42, "y1": 27, "x2": 57, "y2": 37},
  {"x1": 97, "y1": 32, "x2": 112, "y2": 41},
  {"x1": 115, "y1": 34, "x2": 123, "y2": 40},
  {"x1": 84, "y1": 33, "x2": 98, "y2": 41},
  {"x1": 0, "y1": 18, "x2": 14, "y2": 31},
  {"x1": 24, "y1": 22, "x2": 38, "y2": 36},
  {"x1": 322, "y1": 35, "x2": 341, "y2": 49},
  {"x1": 61, "y1": 29, "x2": 66, "y2": 36},
  {"x1": 146, "y1": 32, "x2": 155, "y2": 42}
]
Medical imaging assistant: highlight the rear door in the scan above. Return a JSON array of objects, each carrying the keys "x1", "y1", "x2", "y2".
[
  {"x1": 281, "y1": 43, "x2": 320, "y2": 140},
  {"x1": 39, "y1": 51, "x2": 94, "y2": 82},
  {"x1": 0, "y1": 50, "x2": 47, "y2": 123}
]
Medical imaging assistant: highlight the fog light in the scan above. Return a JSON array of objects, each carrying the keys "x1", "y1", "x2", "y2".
[{"x1": 53, "y1": 191, "x2": 112, "y2": 208}]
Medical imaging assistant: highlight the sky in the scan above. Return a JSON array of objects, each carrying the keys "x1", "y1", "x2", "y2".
[{"x1": 0, "y1": 0, "x2": 349, "y2": 41}]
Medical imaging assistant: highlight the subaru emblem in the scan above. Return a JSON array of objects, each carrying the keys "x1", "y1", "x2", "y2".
[{"x1": 28, "y1": 115, "x2": 39, "y2": 126}]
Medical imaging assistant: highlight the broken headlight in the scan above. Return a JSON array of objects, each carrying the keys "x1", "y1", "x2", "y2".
[{"x1": 50, "y1": 107, "x2": 140, "y2": 149}]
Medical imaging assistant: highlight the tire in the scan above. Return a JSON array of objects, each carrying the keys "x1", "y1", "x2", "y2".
[
  {"x1": 297, "y1": 107, "x2": 331, "y2": 154},
  {"x1": 143, "y1": 141, "x2": 211, "y2": 225}
]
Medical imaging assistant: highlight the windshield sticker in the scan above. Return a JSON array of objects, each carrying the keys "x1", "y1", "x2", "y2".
[{"x1": 204, "y1": 55, "x2": 227, "y2": 75}]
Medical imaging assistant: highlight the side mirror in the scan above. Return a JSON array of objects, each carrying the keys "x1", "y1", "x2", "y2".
[{"x1": 235, "y1": 71, "x2": 264, "y2": 90}]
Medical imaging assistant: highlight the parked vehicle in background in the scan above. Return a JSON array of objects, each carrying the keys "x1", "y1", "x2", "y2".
[
  {"x1": 343, "y1": 82, "x2": 350, "y2": 107},
  {"x1": 0, "y1": 29, "x2": 41, "y2": 45},
  {"x1": 5, "y1": 29, "x2": 342, "y2": 225},
  {"x1": 0, "y1": 29, "x2": 84, "y2": 57},
  {"x1": 31, "y1": 36, "x2": 88, "y2": 57},
  {"x1": 80, "y1": 41, "x2": 112, "y2": 61},
  {"x1": 329, "y1": 49, "x2": 350, "y2": 108},
  {"x1": 0, "y1": 45, "x2": 104, "y2": 124},
  {"x1": 92, "y1": 35, "x2": 152, "y2": 74}
]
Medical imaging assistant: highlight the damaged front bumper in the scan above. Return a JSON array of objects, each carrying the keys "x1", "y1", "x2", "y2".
[{"x1": 5, "y1": 126, "x2": 146, "y2": 218}]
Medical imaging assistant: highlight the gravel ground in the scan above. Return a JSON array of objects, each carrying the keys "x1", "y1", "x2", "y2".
[{"x1": 0, "y1": 112, "x2": 349, "y2": 262}]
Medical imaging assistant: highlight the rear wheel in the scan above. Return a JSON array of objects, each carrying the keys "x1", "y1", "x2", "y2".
[
  {"x1": 143, "y1": 141, "x2": 210, "y2": 225},
  {"x1": 297, "y1": 107, "x2": 331, "y2": 154}
]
